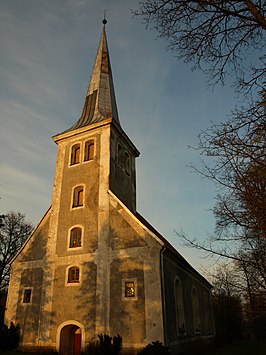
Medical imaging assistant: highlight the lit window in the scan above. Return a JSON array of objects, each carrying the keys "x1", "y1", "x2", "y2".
[
  {"x1": 23, "y1": 289, "x2": 32, "y2": 304},
  {"x1": 72, "y1": 186, "x2": 84, "y2": 208},
  {"x1": 122, "y1": 279, "x2": 137, "y2": 300},
  {"x1": 68, "y1": 266, "x2": 80, "y2": 283},
  {"x1": 125, "y1": 281, "x2": 135, "y2": 297},
  {"x1": 70, "y1": 144, "x2": 81, "y2": 165},
  {"x1": 84, "y1": 140, "x2": 94, "y2": 161}
]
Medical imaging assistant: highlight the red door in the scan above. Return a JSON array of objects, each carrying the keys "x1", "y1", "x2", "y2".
[{"x1": 73, "y1": 332, "x2": 81, "y2": 355}]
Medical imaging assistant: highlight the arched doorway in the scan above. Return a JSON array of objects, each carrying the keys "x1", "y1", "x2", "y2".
[{"x1": 59, "y1": 324, "x2": 82, "y2": 355}]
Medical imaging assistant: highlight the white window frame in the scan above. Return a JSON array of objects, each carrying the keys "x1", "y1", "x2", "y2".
[
  {"x1": 69, "y1": 142, "x2": 82, "y2": 167},
  {"x1": 65, "y1": 264, "x2": 82, "y2": 287},
  {"x1": 83, "y1": 139, "x2": 95, "y2": 163},
  {"x1": 67, "y1": 225, "x2": 84, "y2": 251},
  {"x1": 71, "y1": 184, "x2": 85, "y2": 210}
]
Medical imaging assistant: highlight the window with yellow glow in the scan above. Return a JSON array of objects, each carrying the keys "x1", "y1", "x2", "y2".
[
  {"x1": 122, "y1": 279, "x2": 137, "y2": 300},
  {"x1": 125, "y1": 281, "x2": 135, "y2": 297}
]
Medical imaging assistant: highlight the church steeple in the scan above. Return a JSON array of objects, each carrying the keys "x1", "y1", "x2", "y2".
[{"x1": 66, "y1": 20, "x2": 120, "y2": 132}]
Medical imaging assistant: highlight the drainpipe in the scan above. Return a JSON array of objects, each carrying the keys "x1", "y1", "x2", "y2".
[{"x1": 160, "y1": 245, "x2": 168, "y2": 346}]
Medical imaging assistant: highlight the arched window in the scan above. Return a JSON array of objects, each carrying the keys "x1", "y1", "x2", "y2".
[
  {"x1": 118, "y1": 144, "x2": 123, "y2": 167},
  {"x1": 69, "y1": 227, "x2": 82, "y2": 248},
  {"x1": 72, "y1": 186, "x2": 84, "y2": 208},
  {"x1": 203, "y1": 292, "x2": 212, "y2": 335},
  {"x1": 175, "y1": 279, "x2": 186, "y2": 336},
  {"x1": 125, "y1": 152, "x2": 131, "y2": 175},
  {"x1": 192, "y1": 287, "x2": 201, "y2": 334},
  {"x1": 68, "y1": 266, "x2": 80, "y2": 283},
  {"x1": 70, "y1": 144, "x2": 81, "y2": 165},
  {"x1": 84, "y1": 140, "x2": 94, "y2": 161}
]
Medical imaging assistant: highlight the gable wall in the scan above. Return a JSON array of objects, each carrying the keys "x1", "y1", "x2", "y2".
[
  {"x1": 20, "y1": 213, "x2": 50, "y2": 262},
  {"x1": 108, "y1": 196, "x2": 164, "y2": 349},
  {"x1": 5, "y1": 212, "x2": 51, "y2": 332},
  {"x1": 15, "y1": 267, "x2": 44, "y2": 344}
]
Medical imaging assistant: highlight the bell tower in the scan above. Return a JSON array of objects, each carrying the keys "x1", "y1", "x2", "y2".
[
  {"x1": 52, "y1": 20, "x2": 139, "y2": 215},
  {"x1": 48, "y1": 19, "x2": 139, "y2": 335}
]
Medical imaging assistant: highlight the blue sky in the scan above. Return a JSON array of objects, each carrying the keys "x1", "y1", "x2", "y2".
[{"x1": 0, "y1": 0, "x2": 238, "y2": 271}]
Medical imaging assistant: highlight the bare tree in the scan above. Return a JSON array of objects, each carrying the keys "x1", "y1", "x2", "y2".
[
  {"x1": 208, "y1": 259, "x2": 266, "y2": 340},
  {"x1": 177, "y1": 101, "x2": 265, "y2": 268},
  {"x1": 134, "y1": 1, "x2": 266, "y2": 92},
  {"x1": 135, "y1": 1, "x2": 265, "y2": 245},
  {"x1": 196, "y1": 99, "x2": 265, "y2": 239},
  {"x1": 210, "y1": 264, "x2": 243, "y2": 344},
  {"x1": 135, "y1": 1, "x2": 266, "y2": 338},
  {"x1": 0, "y1": 212, "x2": 33, "y2": 290}
]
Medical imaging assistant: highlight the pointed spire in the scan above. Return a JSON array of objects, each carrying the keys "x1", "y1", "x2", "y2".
[{"x1": 66, "y1": 20, "x2": 120, "y2": 132}]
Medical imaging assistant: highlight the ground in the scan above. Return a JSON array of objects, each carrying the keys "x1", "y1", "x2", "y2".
[
  {"x1": 207, "y1": 339, "x2": 266, "y2": 355},
  {"x1": 1, "y1": 339, "x2": 266, "y2": 355}
]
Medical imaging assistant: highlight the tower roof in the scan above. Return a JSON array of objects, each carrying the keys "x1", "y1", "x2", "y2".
[{"x1": 65, "y1": 23, "x2": 120, "y2": 132}]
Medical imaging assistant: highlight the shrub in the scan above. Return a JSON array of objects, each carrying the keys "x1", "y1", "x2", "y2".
[
  {"x1": 0, "y1": 322, "x2": 20, "y2": 351},
  {"x1": 138, "y1": 341, "x2": 169, "y2": 355},
  {"x1": 83, "y1": 334, "x2": 122, "y2": 354}
]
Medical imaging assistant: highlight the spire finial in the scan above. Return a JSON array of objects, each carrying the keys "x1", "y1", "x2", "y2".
[{"x1": 102, "y1": 10, "x2": 107, "y2": 27}]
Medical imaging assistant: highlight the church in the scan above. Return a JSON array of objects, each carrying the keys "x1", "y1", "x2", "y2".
[{"x1": 5, "y1": 21, "x2": 215, "y2": 354}]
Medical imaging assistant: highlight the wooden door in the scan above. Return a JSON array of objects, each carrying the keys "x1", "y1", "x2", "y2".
[{"x1": 73, "y1": 332, "x2": 81, "y2": 355}]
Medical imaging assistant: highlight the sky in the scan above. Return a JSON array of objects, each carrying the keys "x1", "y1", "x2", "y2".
[{"x1": 0, "y1": 0, "x2": 239, "y2": 272}]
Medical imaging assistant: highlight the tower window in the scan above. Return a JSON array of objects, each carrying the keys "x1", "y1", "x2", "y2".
[
  {"x1": 69, "y1": 227, "x2": 82, "y2": 248},
  {"x1": 84, "y1": 140, "x2": 94, "y2": 161},
  {"x1": 72, "y1": 186, "x2": 84, "y2": 208},
  {"x1": 68, "y1": 266, "x2": 80, "y2": 283},
  {"x1": 70, "y1": 144, "x2": 81, "y2": 165},
  {"x1": 23, "y1": 289, "x2": 32, "y2": 304}
]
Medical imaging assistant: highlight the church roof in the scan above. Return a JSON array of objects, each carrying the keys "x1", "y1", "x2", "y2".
[
  {"x1": 135, "y1": 212, "x2": 213, "y2": 289},
  {"x1": 65, "y1": 22, "x2": 120, "y2": 133}
]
